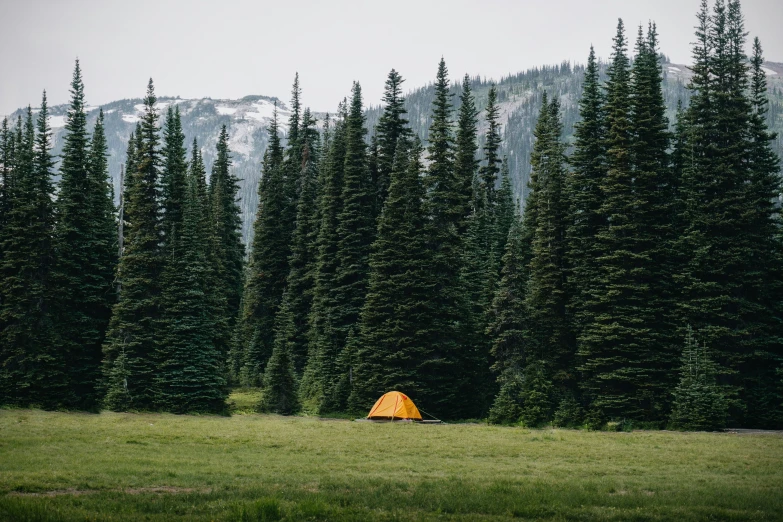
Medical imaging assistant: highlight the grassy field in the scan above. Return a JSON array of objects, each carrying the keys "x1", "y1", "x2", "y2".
[{"x1": 0, "y1": 398, "x2": 782, "y2": 521}]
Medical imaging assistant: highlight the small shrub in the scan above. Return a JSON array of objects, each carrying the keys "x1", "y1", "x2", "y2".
[
  {"x1": 583, "y1": 408, "x2": 604, "y2": 430},
  {"x1": 669, "y1": 326, "x2": 728, "y2": 431},
  {"x1": 487, "y1": 374, "x2": 524, "y2": 425},
  {"x1": 552, "y1": 395, "x2": 584, "y2": 428},
  {"x1": 520, "y1": 361, "x2": 553, "y2": 427}
]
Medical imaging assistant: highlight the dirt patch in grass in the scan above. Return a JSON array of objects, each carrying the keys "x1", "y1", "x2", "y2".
[
  {"x1": 8, "y1": 486, "x2": 210, "y2": 497},
  {"x1": 8, "y1": 488, "x2": 93, "y2": 498}
]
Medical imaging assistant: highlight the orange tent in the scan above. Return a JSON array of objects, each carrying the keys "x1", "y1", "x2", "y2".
[{"x1": 367, "y1": 391, "x2": 422, "y2": 421}]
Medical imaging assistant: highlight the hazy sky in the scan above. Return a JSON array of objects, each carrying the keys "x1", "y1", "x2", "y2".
[{"x1": 1, "y1": 0, "x2": 782, "y2": 116}]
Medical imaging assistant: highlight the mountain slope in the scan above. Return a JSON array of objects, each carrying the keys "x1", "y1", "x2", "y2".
[{"x1": 11, "y1": 60, "x2": 783, "y2": 244}]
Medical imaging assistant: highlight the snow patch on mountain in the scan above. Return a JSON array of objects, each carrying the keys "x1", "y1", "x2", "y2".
[
  {"x1": 216, "y1": 106, "x2": 237, "y2": 115},
  {"x1": 228, "y1": 123, "x2": 256, "y2": 157},
  {"x1": 49, "y1": 115, "x2": 66, "y2": 128}
]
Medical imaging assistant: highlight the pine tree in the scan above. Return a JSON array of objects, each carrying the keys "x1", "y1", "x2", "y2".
[
  {"x1": 284, "y1": 74, "x2": 302, "y2": 205},
  {"x1": 421, "y1": 58, "x2": 469, "y2": 418},
  {"x1": 160, "y1": 106, "x2": 188, "y2": 251},
  {"x1": 273, "y1": 109, "x2": 321, "y2": 375},
  {"x1": 493, "y1": 158, "x2": 515, "y2": 272},
  {"x1": 479, "y1": 85, "x2": 502, "y2": 208},
  {"x1": 324, "y1": 82, "x2": 374, "y2": 412},
  {"x1": 520, "y1": 360, "x2": 554, "y2": 427},
  {"x1": 194, "y1": 138, "x2": 230, "y2": 386},
  {"x1": 348, "y1": 138, "x2": 435, "y2": 413},
  {"x1": 486, "y1": 215, "x2": 527, "y2": 425},
  {"x1": 669, "y1": 326, "x2": 728, "y2": 431},
  {"x1": 524, "y1": 96, "x2": 570, "y2": 415},
  {"x1": 259, "y1": 289, "x2": 300, "y2": 415},
  {"x1": 300, "y1": 103, "x2": 347, "y2": 412},
  {"x1": 236, "y1": 110, "x2": 286, "y2": 386},
  {"x1": 0, "y1": 117, "x2": 11, "y2": 257},
  {"x1": 210, "y1": 125, "x2": 244, "y2": 357},
  {"x1": 455, "y1": 74, "x2": 495, "y2": 415},
  {"x1": 368, "y1": 134, "x2": 380, "y2": 220},
  {"x1": 0, "y1": 118, "x2": 20, "y2": 401},
  {"x1": 78, "y1": 109, "x2": 117, "y2": 407},
  {"x1": 670, "y1": 100, "x2": 688, "y2": 238},
  {"x1": 281, "y1": 74, "x2": 303, "y2": 267},
  {"x1": 0, "y1": 118, "x2": 12, "y2": 344},
  {"x1": 566, "y1": 46, "x2": 606, "y2": 353},
  {"x1": 52, "y1": 62, "x2": 117, "y2": 409},
  {"x1": 629, "y1": 22, "x2": 680, "y2": 417},
  {"x1": 679, "y1": 0, "x2": 782, "y2": 427},
  {"x1": 0, "y1": 101, "x2": 60, "y2": 407},
  {"x1": 578, "y1": 20, "x2": 670, "y2": 422},
  {"x1": 459, "y1": 85, "x2": 510, "y2": 417},
  {"x1": 453, "y1": 74, "x2": 480, "y2": 236},
  {"x1": 459, "y1": 189, "x2": 496, "y2": 413},
  {"x1": 156, "y1": 145, "x2": 227, "y2": 413},
  {"x1": 103, "y1": 79, "x2": 163, "y2": 410},
  {"x1": 375, "y1": 69, "x2": 412, "y2": 209},
  {"x1": 741, "y1": 36, "x2": 783, "y2": 427}
]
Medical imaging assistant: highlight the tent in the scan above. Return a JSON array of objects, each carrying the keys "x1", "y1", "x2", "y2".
[{"x1": 366, "y1": 391, "x2": 422, "y2": 421}]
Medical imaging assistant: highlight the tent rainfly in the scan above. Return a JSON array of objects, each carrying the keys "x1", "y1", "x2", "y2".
[{"x1": 366, "y1": 391, "x2": 422, "y2": 421}]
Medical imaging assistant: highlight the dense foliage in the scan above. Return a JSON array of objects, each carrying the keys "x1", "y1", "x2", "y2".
[{"x1": 1, "y1": 0, "x2": 780, "y2": 427}]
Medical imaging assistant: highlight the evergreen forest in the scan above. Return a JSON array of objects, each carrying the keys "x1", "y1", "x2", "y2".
[{"x1": 1, "y1": 0, "x2": 781, "y2": 430}]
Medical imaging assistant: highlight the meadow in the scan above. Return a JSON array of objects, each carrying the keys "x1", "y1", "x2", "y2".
[{"x1": 0, "y1": 393, "x2": 781, "y2": 521}]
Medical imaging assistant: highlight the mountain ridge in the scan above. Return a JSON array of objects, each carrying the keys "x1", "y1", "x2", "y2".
[{"x1": 8, "y1": 60, "x2": 783, "y2": 244}]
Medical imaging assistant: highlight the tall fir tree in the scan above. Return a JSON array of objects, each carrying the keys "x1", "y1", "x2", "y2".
[
  {"x1": 566, "y1": 46, "x2": 607, "y2": 356},
  {"x1": 103, "y1": 79, "x2": 163, "y2": 410},
  {"x1": 0, "y1": 101, "x2": 60, "y2": 407},
  {"x1": 493, "y1": 158, "x2": 515, "y2": 272},
  {"x1": 486, "y1": 214, "x2": 527, "y2": 424},
  {"x1": 259, "y1": 288, "x2": 300, "y2": 415},
  {"x1": 156, "y1": 142, "x2": 227, "y2": 413},
  {"x1": 741, "y1": 36, "x2": 783, "y2": 427},
  {"x1": 272, "y1": 109, "x2": 321, "y2": 375},
  {"x1": 454, "y1": 74, "x2": 495, "y2": 414},
  {"x1": 300, "y1": 102, "x2": 347, "y2": 412},
  {"x1": 679, "y1": 0, "x2": 782, "y2": 427},
  {"x1": 577, "y1": 20, "x2": 669, "y2": 422},
  {"x1": 453, "y1": 74, "x2": 480, "y2": 235},
  {"x1": 53, "y1": 62, "x2": 117, "y2": 409},
  {"x1": 375, "y1": 69, "x2": 412, "y2": 210},
  {"x1": 524, "y1": 96, "x2": 570, "y2": 420},
  {"x1": 236, "y1": 110, "x2": 286, "y2": 385},
  {"x1": 422, "y1": 58, "x2": 472, "y2": 418},
  {"x1": 210, "y1": 124, "x2": 244, "y2": 357},
  {"x1": 322, "y1": 82, "x2": 374, "y2": 412},
  {"x1": 630, "y1": 23, "x2": 680, "y2": 418},
  {"x1": 0, "y1": 117, "x2": 12, "y2": 330},
  {"x1": 479, "y1": 85, "x2": 502, "y2": 208},
  {"x1": 281, "y1": 74, "x2": 303, "y2": 265},
  {"x1": 0, "y1": 117, "x2": 21, "y2": 401},
  {"x1": 348, "y1": 139, "x2": 435, "y2": 412},
  {"x1": 160, "y1": 106, "x2": 188, "y2": 251}
]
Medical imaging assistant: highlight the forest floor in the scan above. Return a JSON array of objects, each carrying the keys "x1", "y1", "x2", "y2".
[{"x1": 0, "y1": 393, "x2": 782, "y2": 521}]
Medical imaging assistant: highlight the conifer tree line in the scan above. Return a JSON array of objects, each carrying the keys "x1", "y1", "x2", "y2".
[
  {"x1": 1, "y1": 0, "x2": 780, "y2": 428},
  {"x1": 237, "y1": 0, "x2": 781, "y2": 428},
  {"x1": 0, "y1": 62, "x2": 243, "y2": 413}
]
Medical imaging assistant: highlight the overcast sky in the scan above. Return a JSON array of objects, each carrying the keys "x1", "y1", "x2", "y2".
[{"x1": 1, "y1": 0, "x2": 782, "y2": 117}]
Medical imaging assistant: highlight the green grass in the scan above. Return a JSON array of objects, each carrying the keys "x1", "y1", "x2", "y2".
[
  {"x1": 0, "y1": 406, "x2": 781, "y2": 521},
  {"x1": 227, "y1": 388, "x2": 263, "y2": 415}
]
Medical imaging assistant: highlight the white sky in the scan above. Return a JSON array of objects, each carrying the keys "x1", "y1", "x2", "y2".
[{"x1": 1, "y1": 0, "x2": 782, "y2": 116}]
